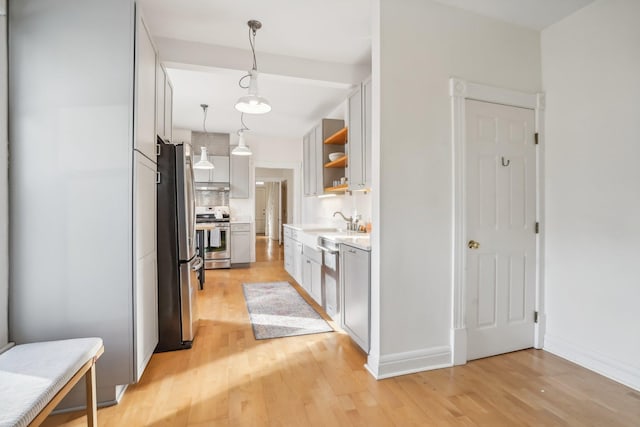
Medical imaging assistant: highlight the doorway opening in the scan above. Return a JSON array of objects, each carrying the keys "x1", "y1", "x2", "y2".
[{"x1": 255, "y1": 168, "x2": 293, "y2": 246}]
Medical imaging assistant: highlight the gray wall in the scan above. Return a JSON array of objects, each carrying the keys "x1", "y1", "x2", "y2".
[
  {"x1": 0, "y1": 0, "x2": 8, "y2": 350},
  {"x1": 9, "y1": 0, "x2": 136, "y2": 405}
]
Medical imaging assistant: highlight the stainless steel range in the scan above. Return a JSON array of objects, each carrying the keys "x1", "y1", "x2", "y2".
[{"x1": 196, "y1": 206, "x2": 231, "y2": 269}]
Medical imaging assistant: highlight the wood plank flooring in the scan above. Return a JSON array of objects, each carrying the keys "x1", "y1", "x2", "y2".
[{"x1": 44, "y1": 236, "x2": 640, "y2": 426}]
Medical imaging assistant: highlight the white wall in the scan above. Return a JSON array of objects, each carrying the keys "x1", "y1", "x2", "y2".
[
  {"x1": 247, "y1": 133, "x2": 302, "y2": 165},
  {"x1": 369, "y1": 0, "x2": 541, "y2": 377},
  {"x1": 541, "y1": 0, "x2": 640, "y2": 391},
  {"x1": 0, "y1": 0, "x2": 8, "y2": 350},
  {"x1": 231, "y1": 132, "x2": 302, "y2": 223},
  {"x1": 172, "y1": 127, "x2": 191, "y2": 144},
  {"x1": 302, "y1": 191, "x2": 372, "y2": 229}
]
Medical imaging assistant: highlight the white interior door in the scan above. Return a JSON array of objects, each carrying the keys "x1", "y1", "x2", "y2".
[
  {"x1": 255, "y1": 186, "x2": 266, "y2": 234},
  {"x1": 465, "y1": 99, "x2": 537, "y2": 360}
]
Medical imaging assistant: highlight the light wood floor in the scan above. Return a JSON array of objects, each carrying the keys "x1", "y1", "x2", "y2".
[{"x1": 44, "y1": 236, "x2": 640, "y2": 426}]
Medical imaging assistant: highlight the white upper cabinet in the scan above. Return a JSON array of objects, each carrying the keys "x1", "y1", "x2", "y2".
[
  {"x1": 347, "y1": 79, "x2": 371, "y2": 190},
  {"x1": 156, "y1": 63, "x2": 173, "y2": 142},
  {"x1": 193, "y1": 165, "x2": 210, "y2": 183},
  {"x1": 155, "y1": 62, "x2": 165, "y2": 140},
  {"x1": 303, "y1": 125, "x2": 324, "y2": 196},
  {"x1": 164, "y1": 77, "x2": 173, "y2": 142},
  {"x1": 211, "y1": 156, "x2": 230, "y2": 182},
  {"x1": 303, "y1": 132, "x2": 311, "y2": 195},
  {"x1": 230, "y1": 153, "x2": 250, "y2": 198},
  {"x1": 193, "y1": 156, "x2": 229, "y2": 183},
  {"x1": 134, "y1": 15, "x2": 157, "y2": 159},
  {"x1": 303, "y1": 119, "x2": 345, "y2": 196}
]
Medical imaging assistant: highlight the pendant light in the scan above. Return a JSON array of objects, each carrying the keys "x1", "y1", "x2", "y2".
[
  {"x1": 235, "y1": 20, "x2": 271, "y2": 115},
  {"x1": 232, "y1": 113, "x2": 253, "y2": 156},
  {"x1": 194, "y1": 104, "x2": 215, "y2": 169}
]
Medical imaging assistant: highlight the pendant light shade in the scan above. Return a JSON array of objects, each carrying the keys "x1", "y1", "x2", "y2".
[
  {"x1": 194, "y1": 105, "x2": 215, "y2": 169},
  {"x1": 235, "y1": 20, "x2": 271, "y2": 115},
  {"x1": 194, "y1": 146, "x2": 214, "y2": 169},
  {"x1": 232, "y1": 131, "x2": 252, "y2": 156},
  {"x1": 235, "y1": 70, "x2": 271, "y2": 114}
]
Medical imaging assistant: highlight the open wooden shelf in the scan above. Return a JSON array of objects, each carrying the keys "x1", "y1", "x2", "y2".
[
  {"x1": 324, "y1": 127, "x2": 348, "y2": 145},
  {"x1": 324, "y1": 155, "x2": 347, "y2": 168},
  {"x1": 324, "y1": 184, "x2": 348, "y2": 193}
]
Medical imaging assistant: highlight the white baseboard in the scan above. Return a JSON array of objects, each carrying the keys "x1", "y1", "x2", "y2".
[
  {"x1": 544, "y1": 334, "x2": 640, "y2": 392},
  {"x1": 365, "y1": 346, "x2": 451, "y2": 379}
]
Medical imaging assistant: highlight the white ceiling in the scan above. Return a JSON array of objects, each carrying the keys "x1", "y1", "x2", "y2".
[
  {"x1": 139, "y1": 0, "x2": 595, "y2": 138},
  {"x1": 139, "y1": 0, "x2": 371, "y2": 138},
  {"x1": 140, "y1": 0, "x2": 372, "y2": 65},
  {"x1": 432, "y1": 0, "x2": 596, "y2": 30},
  {"x1": 167, "y1": 67, "x2": 350, "y2": 138}
]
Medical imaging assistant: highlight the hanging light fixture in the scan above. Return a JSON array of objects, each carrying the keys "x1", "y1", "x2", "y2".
[
  {"x1": 232, "y1": 113, "x2": 253, "y2": 156},
  {"x1": 194, "y1": 104, "x2": 215, "y2": 169},
  {"x1": 235, "y1": 20, "x2": 271, "y2": 115}
]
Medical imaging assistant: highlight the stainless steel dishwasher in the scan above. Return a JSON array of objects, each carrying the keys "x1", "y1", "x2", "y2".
[{"x1": 318, "y1": 237, "x2": 340, "y2": 322}]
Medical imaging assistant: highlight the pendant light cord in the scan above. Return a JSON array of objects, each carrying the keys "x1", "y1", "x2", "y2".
[
  {"x1": 201, "y1": 104, "x2": 208, "y2": 133},
  {"x1": 249, "y1": 26, "x2": 257, "y2": 71},
  {"x1": 240, "y1": 113, "x2": 250, "y2": 133},
  {"x1": 239, "y1": 27, "x2": 258, "y2": 89}
]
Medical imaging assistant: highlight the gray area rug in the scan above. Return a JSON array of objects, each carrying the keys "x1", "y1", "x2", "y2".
[{"x1": 242, "y1": 281, "x2": 333, "y2": 340}]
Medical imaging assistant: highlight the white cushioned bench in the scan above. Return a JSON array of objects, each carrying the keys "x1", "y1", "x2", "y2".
[{"x1": 0, "y1": 338, "x2": 104, "y2": 427}]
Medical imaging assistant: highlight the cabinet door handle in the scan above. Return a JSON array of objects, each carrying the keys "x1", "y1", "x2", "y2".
[{"x1": 156, "y1": 172, "x2": 161, "y2": 184}]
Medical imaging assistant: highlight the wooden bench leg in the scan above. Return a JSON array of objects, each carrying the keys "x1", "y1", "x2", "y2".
[{"x1": 85, "y1": 362, "x2": 97, "y2": 427}]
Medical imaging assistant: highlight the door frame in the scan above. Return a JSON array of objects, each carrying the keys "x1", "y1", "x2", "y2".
[{"x1": 449, "y1": 78, "x2": 546, "y2": 365}]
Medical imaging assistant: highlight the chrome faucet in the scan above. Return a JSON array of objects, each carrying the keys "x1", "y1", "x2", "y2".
[{"x1": 333, "y1": 211, "x2": 360, "y2": 231}]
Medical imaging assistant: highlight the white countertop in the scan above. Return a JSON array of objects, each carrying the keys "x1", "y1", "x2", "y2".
[{"x1": 284, "y1": 224, "x2": 371, "y2": 251}]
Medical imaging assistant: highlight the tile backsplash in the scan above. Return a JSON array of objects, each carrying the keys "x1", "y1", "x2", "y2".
[{"x1": 196, "y1": 189, "x2": 229, "y2": 207}]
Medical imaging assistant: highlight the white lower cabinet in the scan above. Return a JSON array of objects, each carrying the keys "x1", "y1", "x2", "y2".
[
  {"x1": 341, "y1": 244, "x2": 371, "y2": 353},
  {"x1": 284, "y1": 235, "x2": 294, "y2": 276},
  {"x1": 293, "y1": 242, "x2": 303, "y2": 284},
  {"x1": 133, "y1": 151, "x2": 158, "y2": 382},
  {"x1": 284, "y1": 226, "x2": 304, "y2": 285},
  {"x1": 302, "y1": 245, "x2": 322, "y2": 305},
  {"x1": 230, "y1": 222, "x2": 251, "y2": 265}
]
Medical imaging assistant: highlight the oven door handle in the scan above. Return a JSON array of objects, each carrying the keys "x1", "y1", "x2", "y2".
[{"x1": 317, "y1": 245, "x2": 339, "y2": 255}]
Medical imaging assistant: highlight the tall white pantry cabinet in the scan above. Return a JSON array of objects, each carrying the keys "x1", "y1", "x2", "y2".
[{"x1": 8, "y1": 0, "x2": 162, "y2": 407}]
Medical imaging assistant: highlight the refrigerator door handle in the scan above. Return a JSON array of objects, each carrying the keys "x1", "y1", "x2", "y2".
[{"x1": 191, "y1": 256, "x2": 203, "y2": 271}]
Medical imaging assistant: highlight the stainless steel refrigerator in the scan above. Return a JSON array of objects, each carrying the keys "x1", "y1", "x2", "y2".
[{"x1": 156, "y1": 138, "x2": 202, "y2": 352}]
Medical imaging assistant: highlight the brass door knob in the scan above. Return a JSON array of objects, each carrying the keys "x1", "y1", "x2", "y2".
[{"x1": 468, "y1": 240, "x2": 480, "y2": 249}]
